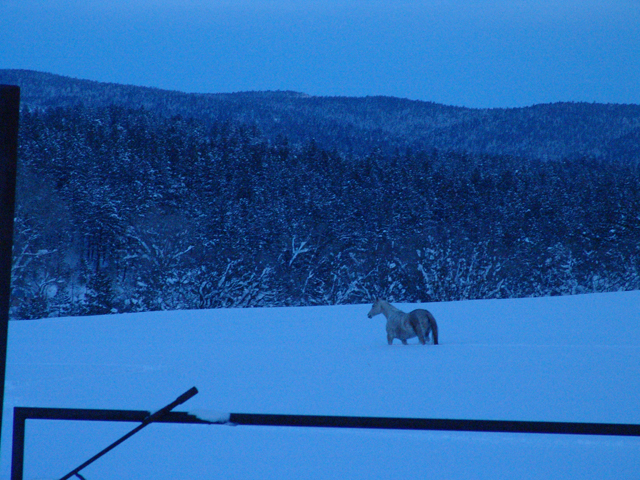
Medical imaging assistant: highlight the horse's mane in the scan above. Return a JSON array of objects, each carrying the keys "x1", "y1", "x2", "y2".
[{"x1": 380, "y1": 300, "x2": 402, "y2": 314}]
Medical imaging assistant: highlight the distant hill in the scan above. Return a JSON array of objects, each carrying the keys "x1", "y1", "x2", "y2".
[{"x1": 2, "y1": 69, "x2": 640, "y2": 161}]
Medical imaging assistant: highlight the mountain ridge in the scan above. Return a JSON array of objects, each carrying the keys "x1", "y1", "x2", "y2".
[{"x1": 2, "y1": 68, "x2": 640, "y2": 161}]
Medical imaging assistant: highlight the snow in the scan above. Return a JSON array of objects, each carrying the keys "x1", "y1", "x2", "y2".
[
  {"x1": 187, "y1": 410, "x2": 231, "y2": 424},
  {"x1": 2, "y1": 291, "x2": 640, "y2": 479}
]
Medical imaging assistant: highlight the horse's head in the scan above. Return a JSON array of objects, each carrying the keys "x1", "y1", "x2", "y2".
[{"x1": 367, "y1": 299, "x2": 383, "y2": 318}]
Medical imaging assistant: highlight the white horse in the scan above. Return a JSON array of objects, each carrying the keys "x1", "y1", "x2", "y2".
[{"x1": 367, "y1": 299, "x2": 438, "y2": 345}]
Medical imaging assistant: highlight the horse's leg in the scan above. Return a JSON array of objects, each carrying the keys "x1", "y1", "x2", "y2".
[
  {"x1": 401, "y1": 339, "x2": 408, "y2": 345},
  {"x1": 387, "y1": 334, "x2": 394, "y2": 345},
  {"x1": 424, "y1": 324, "x2": 432, "y2": 344}
]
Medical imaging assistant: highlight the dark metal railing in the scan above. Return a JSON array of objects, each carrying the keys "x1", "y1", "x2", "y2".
[{"x1": 11, "y1": 387, "x2": 640, "y2": 480}]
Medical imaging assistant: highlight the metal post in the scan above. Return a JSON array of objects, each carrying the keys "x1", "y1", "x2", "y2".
[
  {"x1": 11, "y1": 407, "x2": 27, "y2": 480},
  {"x1": 0, "y1": 85, "x2": 21, "y2": 451}
]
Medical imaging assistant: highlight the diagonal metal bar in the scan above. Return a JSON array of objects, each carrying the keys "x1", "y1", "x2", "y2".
[
  {"x1": 57, "y1": 387, "x2": 198, "y2": 480},
  {"x1": 12, "y1": 403, "x2": 209, "y2": 480}
]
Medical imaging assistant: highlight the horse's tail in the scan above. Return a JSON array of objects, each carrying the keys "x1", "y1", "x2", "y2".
[{"x1": 427, "y1": 311, "x2": 438, "y2": 345}]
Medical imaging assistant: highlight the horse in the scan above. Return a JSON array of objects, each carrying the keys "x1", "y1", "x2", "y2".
[{"x1": 367, "y1": 299, "x2": 438, "y2": 345}]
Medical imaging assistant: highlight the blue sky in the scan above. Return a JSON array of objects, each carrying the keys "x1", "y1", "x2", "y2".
[{"x1": 1, "y1": 0, "x2": 639, "y2": 107}]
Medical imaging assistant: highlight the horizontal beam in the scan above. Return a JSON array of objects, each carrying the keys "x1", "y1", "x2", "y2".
[
  {"x1": 13, "y1": 407, "x2": 640, "y2": 480},
  {"x1": 16, "y1": 407, "x2": 640, "y2": 436},
  {"x1": 12, "y1": 407, "x2": 209, "y2": 423},
  {"x1": 228, "y1": 413, "x2": 640, "y2": 437}
]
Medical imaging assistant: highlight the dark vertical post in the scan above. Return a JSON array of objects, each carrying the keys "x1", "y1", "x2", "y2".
[
  {"x1": 0, "y1": 85, "x2": 21, "y2": 450},
  {"x1": 11, "y1": 408, "x2": 27, "y2": 480}
]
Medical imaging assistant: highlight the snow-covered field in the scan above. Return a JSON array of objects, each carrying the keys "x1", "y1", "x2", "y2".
[{"x1": 3, "y1": 291, "x2": 640, "y2": 479}]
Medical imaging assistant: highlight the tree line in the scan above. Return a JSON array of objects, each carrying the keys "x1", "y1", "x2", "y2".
[{"x1": 10, "y1": 105, "x2": 640, "y2": 318}]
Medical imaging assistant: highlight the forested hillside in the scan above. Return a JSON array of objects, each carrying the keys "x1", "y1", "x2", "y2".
[{"x1": 3, "y1": 70, "x2": 639, "y2": 318}]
